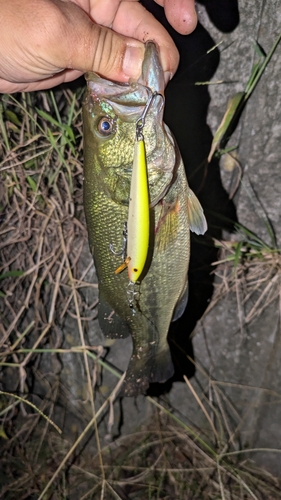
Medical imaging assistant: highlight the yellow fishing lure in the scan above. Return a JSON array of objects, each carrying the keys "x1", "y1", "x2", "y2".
[
  {"x1": 114, "y1": 92, "x2": 160, "y2": 285},
  {"x1": 127, "y1": 137, "x2": 150, "y2": 282}
]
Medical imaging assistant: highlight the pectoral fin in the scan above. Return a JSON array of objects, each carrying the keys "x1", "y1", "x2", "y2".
[{"x1": 187, "y1": 189, "x2": 208, "y2": 235}]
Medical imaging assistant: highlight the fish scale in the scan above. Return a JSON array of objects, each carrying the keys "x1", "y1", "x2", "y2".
[{"x1": 83, "y1": 42, "x2": 207, "y2": 396}]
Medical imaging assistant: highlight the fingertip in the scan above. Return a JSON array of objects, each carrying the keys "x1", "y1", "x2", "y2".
[
  {"x1": 180, "y1": 8, "x2": 198, "y2": 35},
  {"x1": 164, "y1": 0, "x2": 198, "y2": 35}
]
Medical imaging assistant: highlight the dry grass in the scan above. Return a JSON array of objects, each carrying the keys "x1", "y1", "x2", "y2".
[
  {"x1": 209, "y1": 232, "x2": 281, "y2": 327},
  {"x1": 1, "y1": 89, "x2": 281, "y2": 499},
  {"x1": 1, "y1": 406, "x2": 281, "y2": 500}
]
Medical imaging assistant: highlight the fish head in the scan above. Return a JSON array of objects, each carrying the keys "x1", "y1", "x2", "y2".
[{"x1": 83, "y1": 42, "x2": 176, "y2": 206}]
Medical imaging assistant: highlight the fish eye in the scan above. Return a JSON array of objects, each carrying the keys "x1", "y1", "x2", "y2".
[{"x1": 97, "y1": 117, "x2": 114, "y2": 136}]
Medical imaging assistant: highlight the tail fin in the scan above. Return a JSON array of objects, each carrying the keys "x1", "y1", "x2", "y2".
[
  {"x1": 121, "y1": 342, "x2": 174, "y2": 397},
  {"x1": 149, "y1": 346, "x2": 174, "y2": 384}
]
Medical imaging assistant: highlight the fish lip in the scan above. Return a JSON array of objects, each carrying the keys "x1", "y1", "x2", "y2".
[{"x1": 138, "y1": 41, "x2": 164, "y2": 94}]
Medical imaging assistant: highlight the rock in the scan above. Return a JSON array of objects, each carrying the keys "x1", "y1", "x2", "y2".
[{"x1": 167, "y1": 0, "x2": 281, "y2": 477}]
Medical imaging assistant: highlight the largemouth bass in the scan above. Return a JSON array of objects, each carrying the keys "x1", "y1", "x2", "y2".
[{"x1": 83, "y1": 42, "x2": 207, "y2": 396}]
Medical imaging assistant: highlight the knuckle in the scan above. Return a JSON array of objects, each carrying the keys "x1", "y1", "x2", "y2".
[{"x1": 89, "y1": 26, "x2": 123, "y2": 77}]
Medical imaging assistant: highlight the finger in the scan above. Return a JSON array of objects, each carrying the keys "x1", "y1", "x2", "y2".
[
  {"x1": 49, "y1": 1, "x2": 145, "y2": 82},
  {"x1": 113, "y1": 1, "x2": 180, "y2": 81},
  {"x1": 0, "y1": 0, "x2": 145, "y2": 88},
  {"x1": 88, "y1": 0, "x2": 139, "y2": 27},
  {"x1": 0, "y1": 70, "x2": 84, "y2": 93},
  {"x1": 154, "y1": 0, "x2": 197, "y2": 34}
]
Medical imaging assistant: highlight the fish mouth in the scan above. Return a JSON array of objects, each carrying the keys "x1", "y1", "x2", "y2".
[{"x1": 138, "y1": 41, "x2": 165, "y2": 94}]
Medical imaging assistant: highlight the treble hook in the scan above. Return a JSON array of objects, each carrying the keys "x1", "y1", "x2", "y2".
[{"x1": 127, "y1": 280, "x2": 140, "y2": 314}]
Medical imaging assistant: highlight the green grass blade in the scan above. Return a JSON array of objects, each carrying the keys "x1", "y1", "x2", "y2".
[
  {"x1": 0, "y1": 391, "x2": 62, "y2": 434},
  {"x1": 245, "y1": 32, "x2": 281, "y2": 100},
  {"x1": 50, "y1": 91, "x2": 62, "y2": 124},
  {"x1": 208, "y1": 32, "x2": 281, "y2": 162},
  {"x1": 36, "y1": 107, "x2": 61, "y2": 128},
  {"x1": 0, "y1": 270, "x2": 24, "y2": 281},
  {"x1": 208, "y1": 92, "x2": 245, "y2": 162}
]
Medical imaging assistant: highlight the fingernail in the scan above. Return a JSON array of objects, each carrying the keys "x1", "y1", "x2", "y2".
[
  {"x1": 164, "y1": 71, "x2": 173, "y2": 86},
  {"x1": 123, "y1": 44, "x2": 144, "y2": 79}
]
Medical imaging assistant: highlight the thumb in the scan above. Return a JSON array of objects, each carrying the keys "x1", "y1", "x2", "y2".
[{"x1": 53, "y1": 2, "x2": 145, "y2": 83}]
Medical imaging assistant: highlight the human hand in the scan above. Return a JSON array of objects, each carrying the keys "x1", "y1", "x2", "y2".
[{"x1": 0, "y1": 0, "x2": 197, "y2": 93}]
